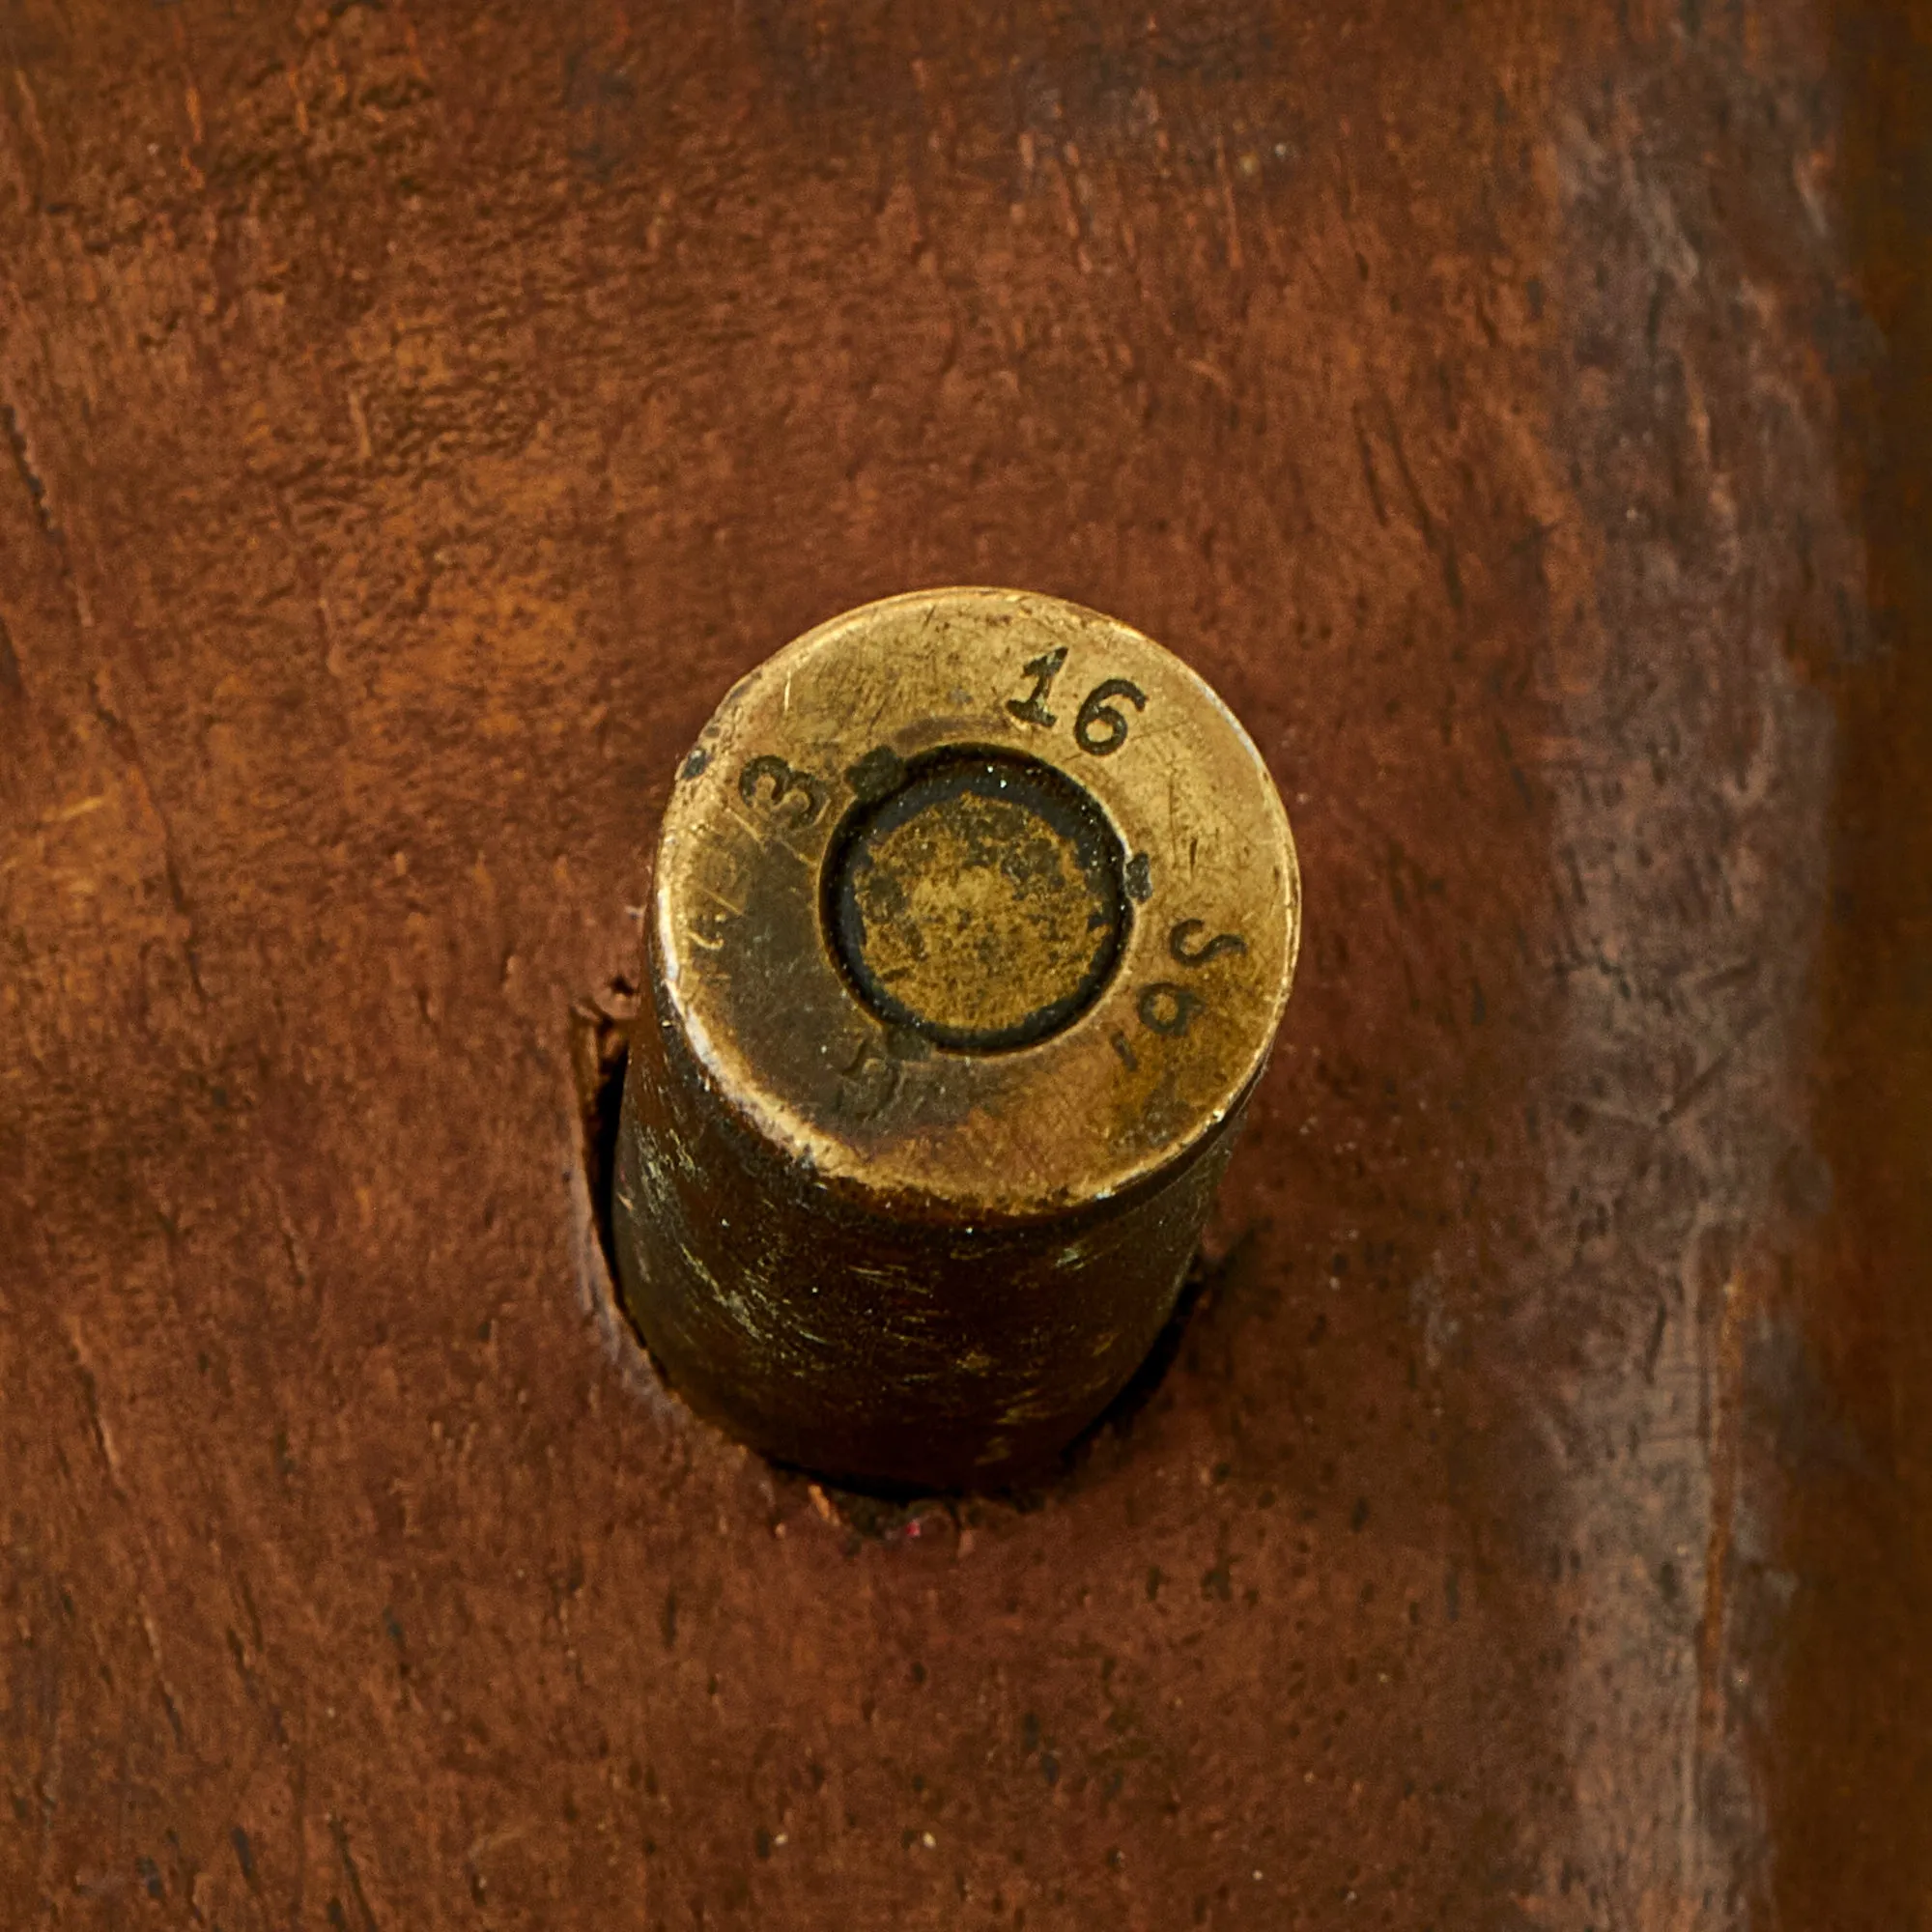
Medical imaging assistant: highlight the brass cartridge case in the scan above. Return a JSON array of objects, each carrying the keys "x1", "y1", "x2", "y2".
[{"x1": 614, "y1": 588, "x2": 1299, "y2": 1491}]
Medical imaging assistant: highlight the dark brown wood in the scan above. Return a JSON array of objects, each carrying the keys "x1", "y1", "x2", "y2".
[{"x1": 1, "y1": 1, "x2": 1924, "y2": 1926}]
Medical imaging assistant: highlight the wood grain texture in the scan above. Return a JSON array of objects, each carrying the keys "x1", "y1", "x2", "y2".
[{"x1": 1, "y1": 1, "x2": 1923, "y2": 1926}]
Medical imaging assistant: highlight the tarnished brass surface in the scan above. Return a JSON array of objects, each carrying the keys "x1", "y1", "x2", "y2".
[{"x1": 614, "y1": 588, "x2": 1300, "y2": 1488}]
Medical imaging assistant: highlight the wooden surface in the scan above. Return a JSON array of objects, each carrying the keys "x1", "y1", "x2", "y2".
[{"x1": 2, "y1": 1, "x2": 1926, "y2": 1926}]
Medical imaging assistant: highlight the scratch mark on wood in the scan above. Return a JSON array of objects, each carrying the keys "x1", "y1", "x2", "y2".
[
  {"x1": 139, "y1": 1603, "x2": 188, "y2": 1747},
  {"x1": 1352, "y1": 404, "x2": 1390, "y2": 526},
  {"x1": 64, "y1": 1321, "x2": 122, "y2": 1489},
  {"x1": 1214, "y1": 135, "x2": 1244, "y2": 270},
  {"x1": 2, "y1": 398, "x2": 61, "y2": 546},
  {"x1": 1659, "y1": 1011, "x2": 1765, "y2": 1125},
  {"x1": 329, "y1": 1815, "x2": 382, "y2": 1932},
  {"x1": 0, "y1": 610, "x2": 21, "y2": 699}
]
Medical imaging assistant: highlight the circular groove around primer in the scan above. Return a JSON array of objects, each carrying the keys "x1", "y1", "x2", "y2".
[{"x1": 822, "y1": 747, "x2": 1128, "y2": 1054}]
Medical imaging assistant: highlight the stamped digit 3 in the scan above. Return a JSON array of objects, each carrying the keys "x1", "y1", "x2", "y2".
[{"x1": 739, "y1": 753, "x2": 828, "y2": 826}]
